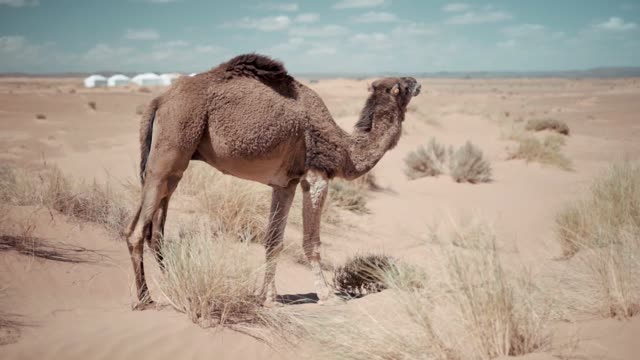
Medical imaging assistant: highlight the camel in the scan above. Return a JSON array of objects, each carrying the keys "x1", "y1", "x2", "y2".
[{"x1": 125, "y1": 53, "x2": 421, "y2": 309}]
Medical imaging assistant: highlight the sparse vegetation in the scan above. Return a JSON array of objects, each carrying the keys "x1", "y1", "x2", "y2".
[
  {"x1": 509, "y1": 134, "x2": 572, "y2": 170},
  {"x1": 555, "y1": 162, "x2": 640, "y2": 319},
  {"x1": 449, "y1": 141, "x2": 492, "y2": 183},
  {"x1": 332, "y1": 253, "x2": 395, "y2": 296},
  {"x1": 138, "y1": 86, "x2": 152, "y2": 93},
  {"x1": 329, "y1": 179, "x2": 368, "y2": 213},
  {"x1": 404, "y1": 137, "x2": 447, "y2": 179},
  {"x1": 87, "y1": 101, "x2": 97, "y2": 110},
  {"x1": 0, "y1": 164, "x2": 132, "y2": 238},
  {"x1": 159, "y1": 221, "x2": 264, "y2": 327},
  {"x1": 35, "y1": 113, "x2": 46, "y2": 120},
  {"x1": 526, "y1": 118, "x2": 570, "y2": 136}
]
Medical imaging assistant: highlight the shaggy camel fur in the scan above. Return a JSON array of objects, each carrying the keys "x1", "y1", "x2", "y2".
[{"x1": 125, "y1": 53, "x2": 421, "y2": 309}]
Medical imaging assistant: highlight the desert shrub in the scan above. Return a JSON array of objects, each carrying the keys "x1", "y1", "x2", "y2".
[
  {"x1": 329, "y1": 179, "x2": 368, "y2": 213},
  {"x1": 405, "y1": 138, "x2": 447, "y2": 179},
  {"x1": 556, "y1": 161, "x2": 640, "y2": 257},
  {"x1": 333, "y1": 253, "x2": 395, "y2": 296},
  {"x1": 268, "y1": 218, "x2": 550, "y2": 360},
  {"x1": 0, "y1": 164, "x2": 132, "y2": 238},
  {"x1": 353, "y1": 171, "x2": 380, "y2": 191},
  {"x1": 509, "y1": 134, "x2": 571, "y2": 170},
  {"x1": 138, "y1": 86, "x2": 151, "y2": 93},
  {"x1": 555, "y1": 162, "x2": 640, "y2": 319},
  {"x1": 87, "y1": 101, "x2": 96, "y2": 110},
  {"x1": 159, "y1": 222, "x2": 264, "y2": 327},
  {"x1": 35, "y1": 113, "x2": 46, "y2": 120},
  {"x1": 449, "y1": 141, "x2": 492, "y2": 183},
  {"x1": 525, "y1": 118, "x2": 570, "y2": 135}
]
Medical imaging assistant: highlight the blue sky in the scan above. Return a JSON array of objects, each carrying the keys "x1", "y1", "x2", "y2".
[{"x1": 0, "y1": 0, "x2": 639, "y2": 73}]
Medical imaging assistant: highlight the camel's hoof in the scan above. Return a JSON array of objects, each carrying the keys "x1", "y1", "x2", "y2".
[
  {"x1": 318, "y1": 294, "x2": 345, "y2": 306},
  {"x1": 132, "y1": 299, "x2": 155, "y2": 311}
]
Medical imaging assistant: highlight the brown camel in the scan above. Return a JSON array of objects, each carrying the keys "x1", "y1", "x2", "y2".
[{"x1": 125, "y1": 53, "x2": 421, "y2": 309}]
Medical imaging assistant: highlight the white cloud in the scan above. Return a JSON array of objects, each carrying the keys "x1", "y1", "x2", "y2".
[
  {"x1": 350, "y1": 33, "x2": 391, "y2": 50},
  {"x1": 84, "y1": 44, "x2": 135, "y2": 62},
  {"x1": 352, "y1": 11, "x2": 397, "y2": 23},
  {"x1": 446, "y1": 10, "x2": 512, "y2": 25},
  {"x1": 393, "y1": 22, "x2": 439, "y2": 36},
  {"x1": 195, "y1": 45, "x2": 224, "y2": 54},
  {"x1": 0, "y1": 0, "x2": 38, "y2": 7},
  {"x1": 442, "y1": 3, "x2": 470, "y2": 12},
  {"x1": 260, "y1": 2, "x2": 298, "y2": 12},
  {"x1": 125, "y1": 28, "x2": 160, "y2": 40},
  {"x1": 333, "y1": 0, "x2": 385, "y2": 10},
  {"x1": 294, "y1": 13, "x2": 319, "y2": 23},
  {"x1": 306, "y1": 45, "x2": 337, "y2": 56},
  {"x1": 0, "y1": 35, "x2": 27, "y2": 52},
  {"x1": 502, "y1": 24, "x2": 545, "y2": 38},
  {"x1": 290, "y1": 24, "x2": 348, "y2": 37},
  {"x1": 223, "y1": 15, "x2": 291, "y2": 31},
  {"x1": 594, "y1": 17, "x2": 637, "y2": 31}
]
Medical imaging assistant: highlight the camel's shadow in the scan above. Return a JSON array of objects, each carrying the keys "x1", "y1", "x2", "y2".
[{"x1": 276, "y1": 292, "x2": 359, "y2": 305}]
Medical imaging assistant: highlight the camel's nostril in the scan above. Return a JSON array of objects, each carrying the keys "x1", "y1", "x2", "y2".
[{"x1": 413, "y1": 84, "x2": 422, "y2": 96}]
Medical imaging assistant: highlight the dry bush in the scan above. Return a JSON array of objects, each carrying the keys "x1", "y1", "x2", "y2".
[
  {"x1": 555, "y1": 162, "x2": 640, "y2": 319},
  {"x1": 333, "y1": 253, "x2": 395, "y2": 296},
  {"x1": 177, "y1": 163, "x2": 271, "y2": 243},
  {"x1": 159, "y1": 221, "x2": 264, "y2": 327},
  {"x1": 449, "y1": 141, "x2": 492, "y2": 184},
  {"x1": 508, "y1": 134, "x2": 571, "y2": 170},
  {"x1": 87, "y1": 101, "x2": 96, "y2": 110},
  {"x1": 329, "y1": 179, "x2": 368, "y2": 214},
  {"x1": 35, "y1": 113, "x2": 46, "y2": 120},
  {"x1": 405, "y1": 138, "x2": 447, "y2": 179},
  {"x1": 525, "y1": 118, "x2": 570, "y2": 136},
  {"x1": 266, "y1": 217, "x2": 550, "y2": 360},
  {"x1": 138, "y1": 86, "x2": 151, "y2": 93},
  {"x1": 556, "y1": 161, "x2": 640, "y2": 257},
  {"x1": 0, "y1": 164, "x2": 132, "y2": 238}
]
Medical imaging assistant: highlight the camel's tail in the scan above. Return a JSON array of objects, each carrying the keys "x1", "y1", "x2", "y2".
[{"x1": 139, "y1": 98, "x2": 159, "y2": 186}]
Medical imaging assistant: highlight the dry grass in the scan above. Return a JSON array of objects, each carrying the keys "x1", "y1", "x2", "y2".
[
  {"x1": 555, "y1": 162, "x2": 640, "y2": 319},
  {"x1": 87, "y1": 101, "x2": 96, "y2": 110},
  {"x1": 405, "y1": 138, "x2": 448, "y2": 179},
  {"x1": 508, "y1": 134, "x2": 572, "y2": 170},
  {"x1": 0, "y1": 164, "x2": 132, "y2": 238},
  {"x1": 449, "y1": 141, "x2": 492, "y2": 183},
  {"x1": 159, "y1": 221, "x2": 264, "y2": 327},
  {"x1": 266, "y1": 217, "x2": 550, "y2": 360},
  {"x1": 525, "y1": 118, "x2": 570, "y2": 136},
  {"x1": 35, "y1": 113, "x2": 46, "y2": 120},
  {"x1": 329, "y1": 179, "x2": 368, "y2": 214}
]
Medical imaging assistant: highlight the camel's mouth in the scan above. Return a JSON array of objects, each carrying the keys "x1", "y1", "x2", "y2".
[{"x1": 412, "y1": 83, "x2": 421, "y2": 96}]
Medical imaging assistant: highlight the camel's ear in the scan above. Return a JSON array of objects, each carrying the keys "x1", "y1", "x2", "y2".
[
  {"x1": 391, "y1": 84, "x2": 400, "y2": 95},
  {"x1": 369, "y1": 79, "x2": 382, "y2": 92}
]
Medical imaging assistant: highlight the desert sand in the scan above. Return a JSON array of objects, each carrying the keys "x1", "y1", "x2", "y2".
[{"x1": 1, "y1": 76, "x2": 640, "y2": 359}]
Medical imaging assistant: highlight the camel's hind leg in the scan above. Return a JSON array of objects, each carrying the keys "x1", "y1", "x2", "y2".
[
  {"x1": 261, "y1": 180, "x2": 297, "y2": 307},
  {"x1": 301, "y1": 170, "x2": 333, "y2": 303},
  {"x1": 127, "y1": 151, "x2": 189, "y2": 310},
  {"x1": 148, "y1": 177, "x2": 180, "y2": 272}
]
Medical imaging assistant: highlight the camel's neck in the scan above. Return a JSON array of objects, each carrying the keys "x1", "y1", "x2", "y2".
[{"x1": 342, "y1": 95, "x2": 403, "y2": 179}]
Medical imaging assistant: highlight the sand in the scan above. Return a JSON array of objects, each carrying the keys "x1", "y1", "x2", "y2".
[{"x1": 1, "y1": 76, "x2": 640, "y2": 359}]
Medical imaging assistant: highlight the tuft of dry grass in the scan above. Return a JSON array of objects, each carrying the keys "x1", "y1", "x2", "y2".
[
  {"x1": 525, "y1": 118, "x2": 570, "y2": 136},
  {"x1": 555, "y1": 162, "x2": 640, "y2": 319},
  {"x1": 508, "y1": 134, "x2": 572, "y2": 170},
  {"x1": 35, "y1": 113, "x2": 46, "y2": 120},
  {"x1": 138, "y1": 86, "x2": 151, "y2": 93},
  {"x1": 329, "y1": 179, "x2": 369, "y2": 214},
  {"x1": 405, "y1": 138, "x2": 448, "y2": 179},
  {"x1": 0, "y1": 164, "x2": 132, "y2": 238},
  {"x1": 266, "y1": 217, "x2": 550, "y2": 360},
  {"x1": 333, "y1": 253, "x2": 395, "y2": 296},
  {"x1": 159, "y1": 221, "x2": 264, "y2": 327},
  {"x1": 449, "y1": 141, "x2": 492, "y2": 184},
  {"x1": 87, "y1": 101, "x2": 97, "y2": 110}
]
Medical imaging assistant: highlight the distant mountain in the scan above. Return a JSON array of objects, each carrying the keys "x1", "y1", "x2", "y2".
[{"x1": 2, "y1": 67, "x2": 640, "y2": 79}]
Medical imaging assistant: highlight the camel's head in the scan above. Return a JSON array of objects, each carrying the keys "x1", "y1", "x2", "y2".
[{"x1": 368, "y1": 76, "x2": 421, "y2": 109}]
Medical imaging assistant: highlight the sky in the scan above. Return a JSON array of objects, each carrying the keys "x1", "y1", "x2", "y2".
[{"x1": 0, "y1": 0, "x2": 639, "y2": 74}]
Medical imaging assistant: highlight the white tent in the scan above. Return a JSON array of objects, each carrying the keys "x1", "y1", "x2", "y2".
[
  {"x1": 84, "y1": 74, "x2": 107, "y2": 88},
  {"x1": 189, "y1": 72, "x2": 198, "y2": 77},
  {"x1": 131, "y1": 73, "x2": 163, "y2": 86},
  {"x1": 107, "y1": 74, "x2": 130, "y2": 87},
  {"x1": 160, "y1": 73, "x2": 181, "y2": 86}
]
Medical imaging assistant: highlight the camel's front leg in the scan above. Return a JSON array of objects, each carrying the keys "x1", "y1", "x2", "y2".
[
  {"x1": 261, "y1": 181, "x2": 297, "y2": 307},
  {"x1": 301, "y1": 170, "x2": 333, "y2": 303}
]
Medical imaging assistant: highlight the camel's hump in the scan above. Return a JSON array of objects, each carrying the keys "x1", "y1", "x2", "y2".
[{"x1": 222, "y1": 53, "x2": 290, "y2": 82}]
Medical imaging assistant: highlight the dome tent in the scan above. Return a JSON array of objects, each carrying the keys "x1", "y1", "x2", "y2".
[
  {"x1": 107, "y1": 74, "x2": 130, "y2": 87},
  {"x1": 84, "y1": 74, "x2": 107, "y2": 88},
  {"x1": 131, "y1": 73, "x2": 163, "y2": 86},
  {"x1": 160, "y1": 73, "x2": 181, "y2": 86}
]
